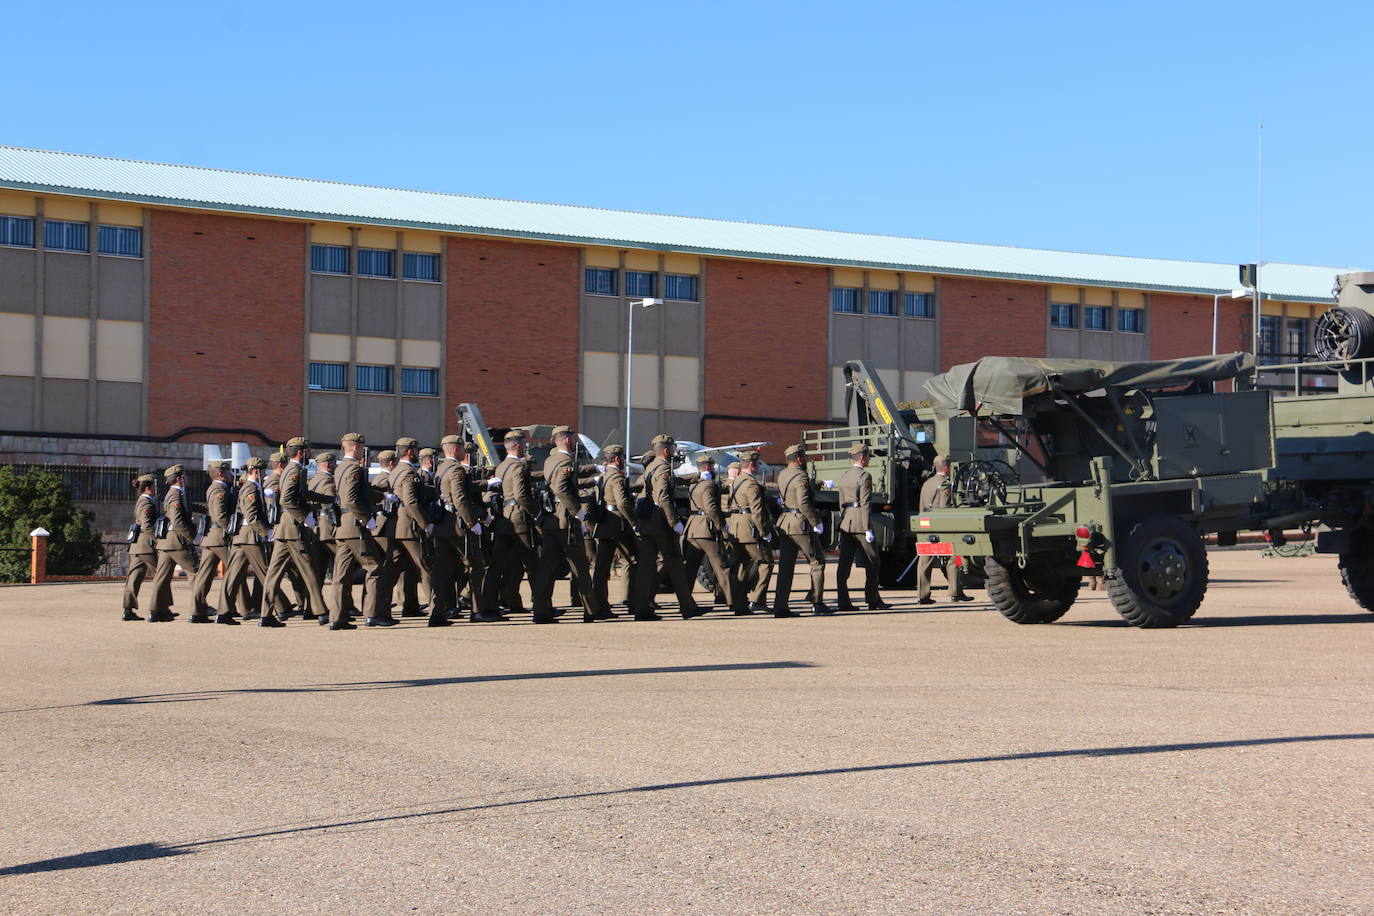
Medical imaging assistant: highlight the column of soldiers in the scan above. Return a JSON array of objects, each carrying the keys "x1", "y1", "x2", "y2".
[{"x1": 121, "y1": 429, "x2": 970, "y2": 627}]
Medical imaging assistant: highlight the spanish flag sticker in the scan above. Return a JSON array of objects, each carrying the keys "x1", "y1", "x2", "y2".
[{"x1": 919, "y1": 518, "x2": 931, "y2": 528}]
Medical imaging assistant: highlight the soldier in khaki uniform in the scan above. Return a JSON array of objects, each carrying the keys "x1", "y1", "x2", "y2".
[
  {"x1": 434, "y1": 434, "x2": 501, "y2": 622},
  {"x1": 189, "y1": 459, "x2": 241, "y2": 623},
  {"x1": 917, "y1": 456, "x2": 973, "y2": 604},
  {"x1": 481, "y1": 430, "x2": 539, "y2": 616},
  {"x1": 590, "y1": 444, "x2": 636, "y2": 614},
  {"x1": 382, "y1": 437, "x2": 448, "y2": 627},
  {"x1": 631, "y1": 434, "x2": 702, "y2": 620},
  {"x1": 308, "y1": 451, "x2": 348, "y2": 627},
  {"x1": 773, "y1": 444, "x2": 830, "y2": 617},
  {"x1": 149, "y1": 465, "x2": 200, "y2": 622},
  {"x1": 835, "y1": 442, "x2": 892, "y2": 611},
  {"x1": 332, "y1": 433, "x2": 385, "y2": 629},
  {"x1": 725, "y1": 449, "x2": 773, "y2": 614},
  {"x1": 121, "y1": 474, "x2": 159, "y2": 620},
  {"x1": 262, "y1": 438, "x2": 330, "y2": 625},
  {"x1": 533, "y1": 425, "x2": 608, "y2": 624},
  {"x1": 682, "y1": 454, "x2": 735, "y2": 612},
  {"x1": 373, "y1": 449, "x2": 426, "y2": 618},
  {"x1": 225, "y1": 456, "x2": 278, "y2": 624}
]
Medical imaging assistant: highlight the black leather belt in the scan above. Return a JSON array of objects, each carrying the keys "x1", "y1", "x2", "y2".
[
  {"x1": 691, "y1": 510, "x2": 710, "y2": 515},
  {"x1": 842, "y1": 501, "x2": 861, "y2": 508}
]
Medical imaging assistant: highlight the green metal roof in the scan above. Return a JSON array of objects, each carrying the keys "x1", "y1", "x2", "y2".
[{"x1": 0, "y1": 145, "x2": 1355, "y2": 302}]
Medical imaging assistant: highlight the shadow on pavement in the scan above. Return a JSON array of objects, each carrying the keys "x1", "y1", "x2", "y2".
[
  {"x1": 5, "y1": 731, "x2": 1371, "y2": 876},
  {"x1": 1064, "y1": 613, "x2": 1374, "y2": 628}
]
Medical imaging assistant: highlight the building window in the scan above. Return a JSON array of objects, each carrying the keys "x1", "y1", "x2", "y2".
[
  {"x1": 44, "y1": 219, "x2": 89, "y2": 252},
  {"x1": 402, "y1": 252, "x2": 439, "y2": 282},
  {"x1": 585, "y1": 267, "x2": 617, "y2": 296},
  {"x1": 1117, "y1": 308, "x2": 1144, "y2": 333},
  {"x1": 664, "y1": 274, "x2": 698, "y2": 301},
  {"x1": 1083, "y1": 306, "x2": 1109, "y2": 330},
  {"x1": 0, "y1": 215, "x2": 35, "y2": 248},
  {"x1": 831, "y1": 287, "x2": 861, "y2": 314},
  {"x1": 401, "y1": 367, "x2": 438, "y2": 396},
  {"x1": 1050, "y1": 303, "x2": 1077, "y2": 328},
  {"x1": 311, "y1": 244, "x2": 349, "y2": 274},
  {"x1": 97, "y1": 225, "x2": 142, "y2": 257},
  {"x1": 308, "y1": 362, "x2": 348, "y2": 391},
  {"x1": 1259, "y1": 315, "x2": 1281, "y2": 357},
  {"x1": 355, "y1": 364, "x2": 393, "y2": 393},
  {"x1": 868, "y1": 290, "x2": 895, "y2": 316},
  {"x1": 904, "y1": 292, "x2": 934, "y2": 318},
  {"x1": 357, "y1": 248, "x2": 394, "y2": 278},
  {"x1": 1285, "y1": 318, "x2": 1308, "y2": 362},
  {"x1": 625, "y1": 270, "x2": 656, "y2": 298}
]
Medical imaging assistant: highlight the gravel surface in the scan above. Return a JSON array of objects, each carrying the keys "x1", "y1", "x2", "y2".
[{"x1": 1, "y1": 551, "x2": 1371, "y2": 914}]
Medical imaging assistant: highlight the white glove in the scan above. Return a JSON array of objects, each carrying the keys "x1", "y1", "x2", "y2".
[
  {"x1": 865, "y1": 530, "x2": 875, "y2": 543},
  {"x1": 575, "y1": 507, "x2": 587, "y2": 521},
  {"x1": 823, "y1": 480, "x2": 834, "y2": 489},
  {"x1": 425, "y1": 523, "x2": 434, "y2": 535},
  {"x1": 366, "y1": 518, "x2": 377, "y2": 532},
  {"x1": 595, "y1": 464, "x2": 606, "y2": 474},
  {"x1": 263, "y1": 488, "x2": 276, "y2": 499},
  {"x1": 722, "y1": 521, "x2": 730, "y2": 535},
  {"x1": 486, "y1": 478, "x2": 502, "y2": 489},
  {"x1": 701, "y1": 470, "x2": 713, "y2": 481},
  {"x1": 764, "y1": 532, "x2": 773, "y2": 542},
  {"x1": 814, "y1": 523, "x2": 824, "y2": 535},
  {"x1": 471, "y1": 522, "x2": 483, "y2": 535},
  {"x1": 384, "y1": 493, "x2": 399, "y2": 504},
  {"x1": 266, "y1": 532, "x2": 275, "y2": 542},
  {"x1": 672, "y1": 521, "x2": 685, "y2": 535},
  {"x1": 305, "y1": 516, "x2": 316, "y2": 528}
]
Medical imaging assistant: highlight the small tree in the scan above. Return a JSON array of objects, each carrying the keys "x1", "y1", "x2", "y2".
[{"x1": 0, "y1": 467, "x2": 105, "y2": 583}]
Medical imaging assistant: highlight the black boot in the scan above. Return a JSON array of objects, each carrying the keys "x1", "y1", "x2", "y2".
[
  {"x1": 188, "y1": 613, "x2": 213, "y2": 624},
  {"x1": 365, "y1": 617, "x2": 399, "y2": 627},
  {"x1": 427, "y1": 612, "x2": 452, "y2": 627},
  {"x1": 214, "y1": 614, "x2": 240, "y2": 625},
  {"x1": 258, "y1": 614, "x2": 286, "y2": 628},
  {"x1": 122, "y1": 609, "x2": 143, "y2": 621}
]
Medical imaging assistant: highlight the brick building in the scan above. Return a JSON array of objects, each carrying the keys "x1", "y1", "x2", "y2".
[{"x1": 0, "y1": 145, "x2": 1353, "y2": 465}]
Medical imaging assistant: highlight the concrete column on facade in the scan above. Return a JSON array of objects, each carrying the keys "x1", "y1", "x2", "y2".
[
  {"x1": 86, "y1": 200, "x2": 99, "y2": 433},
  {"x1": 32, "y1": 198, "x2": 44, "y2": 428}
]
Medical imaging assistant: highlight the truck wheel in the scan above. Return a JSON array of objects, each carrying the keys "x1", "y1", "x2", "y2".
[
  {"x1": 1107, "y1": 514, "x2": 1208, "y2": 628},
  {"x1": 985, "y1": 558, "x2": 1080, "y2": 624},
  {"x1": 1337, "y1": 530, "x2": 1374, "y2": 612}
]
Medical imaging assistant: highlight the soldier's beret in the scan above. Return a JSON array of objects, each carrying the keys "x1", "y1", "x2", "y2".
[
  {"x1": 504, "y1": 429, "x2": 527, "y2": 442},
  {"x1": 695, "y1": 453, "x2": 715, "y2": 466},
  {"x1": 315, "y1": 451, "x2": 336, "y2": 463},
  {"x1": 208, "y1": 459, "x2": 231, "y2": 470},
  {"x1": 375, "y1": 449, "x2": 397, "y2": 463},
  {"x1": 440, "y1": 434, "x2": 460, "y2": 446},
  {"x1": 418, "y1": 447, "x2": 436, "y2": 458},
  {"x1": 134, "y1": 473, "x2": 155, "y2": 487},
  {"x1": 602, "y1": 444, "x2": 624, "y2": 458},
  {"x1": 163, "y1": 464, "x2": 184, "y2": 480},
  {"x1": 269, "y1": 451, "x2": 287, "y2": 464},
  {"x1": 642, "y1": 450, "x2": 656, "y2": 463},
  {"x1": 341, "y1": 432, "x2": 366, "y2": 444},
  {"x1": 551, "y1": 425, "x2": 573, "y2": 439},
  {"x1": 651, "y1": 434, "x2": 675, "y2": 447},
  {"x1": 849, "y1": 442, "x2": 870, "y2": 457},
  {"x1": 395, "y1": 437, "x2": 419, "y2": 451},
  {"x1": 737, "y1": 449, "x2": 761, "y2": 462},
  {"x1": 246, "y1": 456, "x2": 267, "y2": 470},
  {"x1": 286, "y1": 436, "x2": 308, "y2": 450},
  {"x1": 784, "y1": 444, "x2": 807, "y2": 459}
]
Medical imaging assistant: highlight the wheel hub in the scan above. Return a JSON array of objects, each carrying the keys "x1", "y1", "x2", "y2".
[{"x1": 1139, "y1": 538, "x2": 1189, "y2": 600}]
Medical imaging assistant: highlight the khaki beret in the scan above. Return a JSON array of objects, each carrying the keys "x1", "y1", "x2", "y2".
[
  {"x1": 208, "y1": 459, "x2": 231, "y2": 470},
  {"x1": 341, "y1": 432, "x2": 365, "y2": 444},
  {"x1": 418, "y1": 447, "x2": 436, "y2": 458},
  {"x1": 269, "y1": 451, "x2": 287, "y2": 464},
  {"x1": 246, "y1": 456, "x2": 267, "y2": 470},
  {"x1": 134, "y1": 473, "x2": 155, "y2": 487},
  {"x1": 395, "y1": 437, "x2": 419, "y2": 451},
  {"x1": 163, "y1": 464, "x2": 184, "y2": 480},
  {"x1": 642, "y1": 450, "x2": 656, "y2": 463},
  {"x1": 504, "y1": 429, "x2": 527, "y2": 442},
  {"x1": 737, "y1": 449, "x2": 761, "y2": 462},
  {"x1": 602, "y1": 444, "x2": 624, "y2": 458},
  {"x1": 375, "y1": 449, "x2": 397, "y2": 464},
  {"x1": 784, "y1": 444, "x2": 807, "y2": 460},
  {"x1": 440, "y1": 434, "x2": 460, "y2": 446},
  {"x1": 695, "y1": 453, "x2": 715, "y2": 466},
  {"x1": 651, "y1": 434, "x2": 675, "y2": 447},
  {"x1": 315, "y1": 451, "x2": 336, "y2": 463},
  {"x1": 849, "y1": 442, "x2": 870, "y2": 457},
  {"x1": 286, "y1": 436, "x2": 308, "y2": 450},
  {"x1": 551, "y1": 425, "x2": 573, "y2": 439}
]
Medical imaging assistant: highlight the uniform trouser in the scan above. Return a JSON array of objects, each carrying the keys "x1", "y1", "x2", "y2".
[
  {"x1": 729, "y1": 541, "x2": 773, "y2": 608},
  {"x1": 533, "y1": 524, "x2": 605, "y2": 617},
  {"x1": 151, "y1": 543, "x2": 199, "y2": 614},
  {"x1": 682, "y1": 537, "x2": 735, "y2": 608},
  {"x1": 773, "y1": 532, "x2": 825, "y2": 610},
  {"x1": 917, "y1": 555, "x2": 965, "y2": 600},
  {"x1": 190, "y1": 543, "x2": 231, "y2": 614},
  {"x1": 483, "y1": 531, "x2": 536, "y2": 613},
  {"x1": 333, "y1": 533, "x2": 385, "y2": 621},
  {"x1": 631, "y1": 522, "x2": 699, "y2": 615},
  {"x1": 835, "y1": 530, "x2": 881, "y2": 606},
  {"x1": 263, "y1": 537, "x2": 327, "y2": 620},
  {"x1": 122, "y1": 552, "x2": 156, "y2": 610},
  {"x1": 225, "y1": 543, "x2": 274, "y2": 615},
  {"x1": 434, "y1": 532, "x2": 488, "y2": 614},
  {"x1": 381, "y1": 538, "x2": 432, "y2": 613},
  {"x1": 592, "y1": 531, "x2": 637, "y2": 609}
]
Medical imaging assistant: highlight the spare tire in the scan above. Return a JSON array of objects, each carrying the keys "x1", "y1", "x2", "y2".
[{"x1": 1314, "y1": 306, "x2": 1374, "y2": 361}]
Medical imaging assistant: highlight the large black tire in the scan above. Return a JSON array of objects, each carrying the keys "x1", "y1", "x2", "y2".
[
  {"x1": 985, "y1": 557, "x2": 1081, "y2": 624},
  {"x1": 1106, "y1": 514, "x2": 1208, "y2": 628},
  {"x1": 1337, "y1": 530, "x2": 1374, "y2": 612}
]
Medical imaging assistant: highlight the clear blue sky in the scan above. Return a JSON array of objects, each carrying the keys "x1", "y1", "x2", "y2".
[{"x1": 5, "y1": 0, "x2": 1370, "y2": 268}]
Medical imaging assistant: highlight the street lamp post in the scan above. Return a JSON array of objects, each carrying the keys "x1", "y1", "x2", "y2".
[
  {"x1": 624, "y1": 298, "x2": 663, "y2": 454},
  {"x1": 1212, "y1": 288, "x2": 1250, "y2": 354}
]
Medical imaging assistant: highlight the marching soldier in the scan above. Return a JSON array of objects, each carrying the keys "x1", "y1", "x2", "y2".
[
  {"x1": 225, "y1": 456, "x2": 277, "y2": 624},
  {"x1": 773, "y1": 444, "x2": 830, "y2": 617},
  {"x1": 263, "y1": 451, "x2": 307, "y2": 618},
  {"x1": 590, "y1": 444, "x2": 636, "y2": 614},
  {"x1": 631, "y1": 434, "x2": 702, "y2": 620},
  {"x1": 835, "y1": 443, "x2": 892, "y2": 611},
  {"x1": 332, "y1": 434, "x2": 386, "y2": 628},
  {"x1": 682, "y1": 454, "x2": 736, "y2": 612},
  {"x1": 434, "y1": 435, "x2": 501, "y2": 623},
  {"x1": 533, "y1": 425, "x2": 609, "y2": 623},
  {"x1": 373, "y1": 448, "x2": 426, "y2": 618},
  {"x1": 383, "y1": 437, "x2": 448, "y2": 627},
  {"x1": 262, "y1": 438, "x2": 330, "y2": 625},
  {"x1": 121, "y1": 474, "x2": 158, "y2": 620},
  {"x1": 149, "y1": 464, "x2": 200, "y2": 622},
  {"x1": 917, "y1": 456, "x2": 973, "y2": 604},
  {"x1": 418, "y1": 447, "x2": 438, "y2": 491},
  {"x1": 725, "y1": 449, "x2": 772, "y2": 614},
  {"x1": 480, "y1": 430, "x2": 539, "y2": 616},
  {"x1": 309, "y1": 451, "x2": 349, "y2": 627},
  {"x1": 189, "y1": 459, "x2": 241, "y2": 623}
]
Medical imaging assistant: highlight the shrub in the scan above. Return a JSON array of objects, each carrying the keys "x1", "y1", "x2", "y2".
[{"x1": 0, "y1": 467, "x2": 105, "y2": 583}]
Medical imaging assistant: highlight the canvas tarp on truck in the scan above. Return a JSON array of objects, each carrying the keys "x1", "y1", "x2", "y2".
[{"x1": 923, "y1": 352, "x2": 1255, "y2": 418}]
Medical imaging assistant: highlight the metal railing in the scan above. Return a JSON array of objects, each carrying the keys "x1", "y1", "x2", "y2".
[{"x1": 3, "y1": 464, "x2": 210, "y2": 502}]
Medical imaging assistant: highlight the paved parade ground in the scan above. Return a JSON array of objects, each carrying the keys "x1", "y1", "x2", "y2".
[{"x1": 2, "y1": 550, "x2": 1372, "y2": 914}]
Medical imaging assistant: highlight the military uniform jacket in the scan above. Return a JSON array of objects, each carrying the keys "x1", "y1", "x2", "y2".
[
  {"x1": 201, "y1": 480, "x2": 233, "y2": 548},
  {"x1": 685, "y1": 478, "x2": 726, "y2": 540},
  {"x1": 776, "y1": 466, "x2": 821, "y2": 536},
  {"x1": 645, "y1": 458, "x2": 681, "y2": 528},
  {"x1": 308, "y1": 470, "x2": 339, "y2": 541},
  {"x1": 591, "y1": 466, "x2": 634, "y2": 539},
  {"x1": 334, "y1": 457, "x2": 374, "y2": 539},
  {"x1": 838, "y1": 466, "x2": 873, "y2": 534},
  {"x1": 131, "y1": 492, "x2": 158, "y2": 557},
  {"x1": 157, "y1": 486, "x2": 195, "y2": 550},
  {"x1": 432, "y1": 459, "x2": 460, "y2": 538},
  {"x1": 441, "y1": 461, "x2": 482, "y2": 531},
  {"x1": 273, "y1": 460, "x2": 315, "y2": 541},
  {"x1": 390, "y1": 461, "x2": 430, "y2": 541},
  {"x1": 726, "y1": 473, "x2": 773, "y2": 544},
  {"x1": 920, "y1": 472, "x2": 953, "y2": 513},
  {"x1": 542, "y1": 450, "x2": 585, "y2": 531},
  {"x1": 232, "y1": 480, "x2": 272, "y2": 545},
  {"x1": 494, "y1": 455, "x2": 537, "y2": 536},
  {"x1": 371, "y1": 469, "x2": 396, "y2": 538}
]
